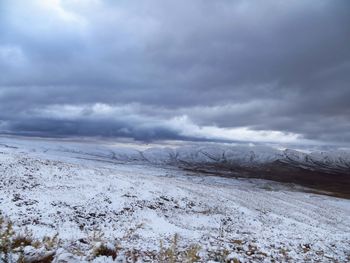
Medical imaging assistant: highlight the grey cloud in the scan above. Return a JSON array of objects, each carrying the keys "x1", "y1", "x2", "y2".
[
  {"x1": 3, "y1": 118, "x2": 187, "y2": 141},
  {"x1": 0, "y1": 0, "x2": 349, "y2": 144}
]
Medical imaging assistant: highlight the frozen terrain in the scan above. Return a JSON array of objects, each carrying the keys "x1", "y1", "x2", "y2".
[{"x1": 0, "y1": 136, "x2": 350, "y2": 262}]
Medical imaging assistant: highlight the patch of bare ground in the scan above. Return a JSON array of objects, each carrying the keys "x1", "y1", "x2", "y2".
[{"x1": 181, "y1": 161, "x2": 350, "y2": 199}]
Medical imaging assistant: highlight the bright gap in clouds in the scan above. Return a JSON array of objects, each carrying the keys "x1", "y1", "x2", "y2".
[
  {"x1": 36, "y1": 0, "x2": 87, "y2": 25},
  {"x1": 173, "y1": 117, "x2": 301, "y2": 143}
]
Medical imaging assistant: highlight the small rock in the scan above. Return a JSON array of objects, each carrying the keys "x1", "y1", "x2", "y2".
[{"x1": 23, "y1": 246, "x2": 55, "y2": 263}]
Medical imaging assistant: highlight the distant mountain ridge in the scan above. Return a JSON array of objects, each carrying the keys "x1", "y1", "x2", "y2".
[
  {"x1": 68, "y1": 144, "x2": 350, "y2": 197},
  {"x1": 1, "y1": 137, "x2": 350, "y2": 197},
  {"x1": 71, "y1": 144, "x2": 350, "y2": 174}
]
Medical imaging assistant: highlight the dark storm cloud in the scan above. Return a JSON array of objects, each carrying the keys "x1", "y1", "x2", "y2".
[
  {"x1": 5, "y1": 118, "x2": 188, "y2": 141},
  {"x1": 0, "y1": 0, "x2": 349, "y2": 143}
]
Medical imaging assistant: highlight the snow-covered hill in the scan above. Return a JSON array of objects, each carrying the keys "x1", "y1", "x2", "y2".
[
  {"x1": 0, "y1": 136, "x2": 350, "y2": 262},
  {"x1": 2, "y1": 136, "x2": 349, "y2": 197}
]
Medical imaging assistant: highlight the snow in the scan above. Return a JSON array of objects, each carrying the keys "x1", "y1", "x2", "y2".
[{"x1": 0, "y1": 136, "x2": 349, "y2": 262}]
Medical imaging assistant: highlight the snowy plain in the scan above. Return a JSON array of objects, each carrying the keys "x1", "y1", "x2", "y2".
[{"x1": 0, "y1": 136, "x2": 349, "y2": 262}]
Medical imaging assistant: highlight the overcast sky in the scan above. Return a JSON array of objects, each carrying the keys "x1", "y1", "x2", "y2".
[{"x1": 0, "y1": 0, "x2": 349, "y2": 144}]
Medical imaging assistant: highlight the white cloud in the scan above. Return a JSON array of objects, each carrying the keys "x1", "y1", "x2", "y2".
[{"x1": 167, "y1": 115, "x2": 301, "y2": 143}]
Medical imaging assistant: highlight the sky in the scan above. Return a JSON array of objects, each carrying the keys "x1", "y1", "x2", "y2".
[{"x1": 0, "y1": 0, "x2": 349, "y2": 144}]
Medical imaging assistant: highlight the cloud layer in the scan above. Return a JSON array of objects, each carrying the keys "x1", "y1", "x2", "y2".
[{"x1": 0, "y1": 0, "x2": 349, "y2": 144}]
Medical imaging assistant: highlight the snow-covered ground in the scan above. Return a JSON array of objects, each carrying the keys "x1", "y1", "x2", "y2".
[{"x1": 0, "y1": 136, "x2": 349, "y2": 262}]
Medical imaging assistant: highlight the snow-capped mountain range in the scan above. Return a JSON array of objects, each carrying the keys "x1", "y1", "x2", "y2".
[
  {"x1": 1, "y1": 136, "x2": 350, "y2": 196},
  {"x1": 1, "y1": 136, "x2": 350, "y2": 173}
]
